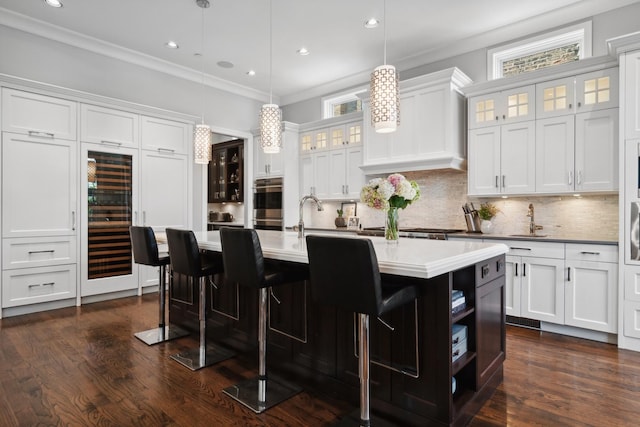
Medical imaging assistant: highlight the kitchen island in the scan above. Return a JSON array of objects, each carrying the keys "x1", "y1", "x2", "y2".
[{"x1": 169, "y1": 230, "x2": 508, "y2": 426}]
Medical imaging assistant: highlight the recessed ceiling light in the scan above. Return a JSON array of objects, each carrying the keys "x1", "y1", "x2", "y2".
[
  {"x1": 297, "y1": 47, "x2": 310, "y2": 56},
  {"x1": 165, "y1": 41, "x2": 179, "y2": 49},
  {"x1": 217, "y1": 61, "x2": 234, "y2": 69},
  {"x1": 364, "y1": 18, "x2": 379, "y2": 29},
  {"x1": 247, "y1": 70, "x2": 256, "y2": 76},
  {"x1": 44, "y1": 0, "x2": 63, "y2": 7}
]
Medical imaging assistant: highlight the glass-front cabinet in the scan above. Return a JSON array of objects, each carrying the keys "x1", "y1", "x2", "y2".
[{"x1": 208, "y1": 139, "x2": 244, "y2": 203}]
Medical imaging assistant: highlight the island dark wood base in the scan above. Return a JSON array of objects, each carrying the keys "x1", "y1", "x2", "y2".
[{"x1": 169, "y1": 253, "x2": 506, "y2": 426}]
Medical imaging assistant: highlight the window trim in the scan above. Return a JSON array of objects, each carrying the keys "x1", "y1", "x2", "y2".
[{"x1": 487, "y1": 21, "x2": 592, "y2": 80}]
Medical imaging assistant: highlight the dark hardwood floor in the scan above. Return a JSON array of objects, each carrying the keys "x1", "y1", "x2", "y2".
[{"x1": 1, "y1": 294, "x2": 639, "y2": 426}]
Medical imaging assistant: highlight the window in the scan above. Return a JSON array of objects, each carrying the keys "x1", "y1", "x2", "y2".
[
  {"x1": 488, "y1": 22, "x2": 592, "y2": 80},
  {"x1": 322, "y1": 89, "x2": 365, "y2": 119}
]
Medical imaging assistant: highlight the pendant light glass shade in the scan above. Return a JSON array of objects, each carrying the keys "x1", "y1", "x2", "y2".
[
  {"x1": 260, "y1": 103, "x2": 282, "y2": 154},
  {"x1": 370, "y1": 64, "x2": 399, "y2": 133},
  {"x1": 194, "y1": 123, "x2": 212, "y2": 164}
]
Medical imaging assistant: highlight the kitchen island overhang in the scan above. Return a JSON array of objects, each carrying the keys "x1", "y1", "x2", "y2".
[{"x1": 169, "y1": 230, "x2": 509, "y2": 426}]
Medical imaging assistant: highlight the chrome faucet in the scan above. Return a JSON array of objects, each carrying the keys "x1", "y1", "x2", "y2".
[
  {"x1": 527, "y1": 203, "x2": 543, "y2": 236},
  {"x1": 298, "y1": 194, "x2": 324, "y2": 238}
]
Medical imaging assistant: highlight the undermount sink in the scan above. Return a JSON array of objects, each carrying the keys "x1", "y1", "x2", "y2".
[{"x1": 509, "y1": 234, "x2": 548, "y2": 238}]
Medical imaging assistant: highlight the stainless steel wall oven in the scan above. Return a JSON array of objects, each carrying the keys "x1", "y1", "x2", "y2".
[{"x1": 253, "y1": 177, "x2": 283, "y2": 230}]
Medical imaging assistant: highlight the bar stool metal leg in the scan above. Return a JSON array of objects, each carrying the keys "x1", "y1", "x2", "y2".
[
  {"x1": 223, "y1": 287, "x2": 301, "y2": 413},
  {"x1": 359, "y1": 313, "x2": 371, "y2": 427},
  {"x1": 134, "y1": 265, "x2": 189, "y2": 345},
  {"x1": 170, "y1": 276, "x2": 235, "y2": 370}
]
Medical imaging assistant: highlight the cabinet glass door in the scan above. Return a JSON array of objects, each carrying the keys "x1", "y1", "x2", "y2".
[{"x1": 87, "y1": 151, "x2": 133, "y2": 280}]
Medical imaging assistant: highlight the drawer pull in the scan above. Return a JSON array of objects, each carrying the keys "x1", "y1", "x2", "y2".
[
  {"x1": 453, "y1": 349, "x2": 460, "y2": 357},
  {"x1": 510, "y1": 247, "x2": 532, "y2": 251},
  {"x1": 580, "y1": 251, "x2": 600, "y2": 255},
  {"x1": 28, "y1": 282, "x2": 55, "y2": 288},
  {"x1": 28, "y1": 130, "x2": 55, "y2": 138},
  {"x1": 101, "y1": 140, "x2": 123, "y2": 146},
  {"x1": 157, "y1": 147, "x2": 176, "y2": 153},
  {"x1": 28, "y1": 250, "x2": 55, "y2": 254},
  {"x1": 453, "y1": 337, "x2": 459, "y2": 345}
]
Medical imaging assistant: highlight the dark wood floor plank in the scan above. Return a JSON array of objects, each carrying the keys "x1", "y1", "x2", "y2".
[{"x1": 2, "y1": 295, "x2": 640, "y2": 426}]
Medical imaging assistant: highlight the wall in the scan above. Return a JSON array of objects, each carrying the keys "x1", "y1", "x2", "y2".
[
  {"x1": 282, "y1": 2, "x2": 640, "y2": 124},
  {"x1": 303, "y1": 170, "x2": 618, "y2": 241}
]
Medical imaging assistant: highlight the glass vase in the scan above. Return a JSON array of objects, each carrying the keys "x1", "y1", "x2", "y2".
[{"x1": 385, "y1": 207, "x2": 400, "y2": 243}]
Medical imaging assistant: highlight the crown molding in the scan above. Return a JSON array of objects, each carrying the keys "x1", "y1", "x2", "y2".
[{"x1": 0, "y1": 7, "x2": 275, "y2": 104}]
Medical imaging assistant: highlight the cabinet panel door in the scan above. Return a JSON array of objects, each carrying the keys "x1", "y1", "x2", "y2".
[
  {"x1": 390, "y1": 92, "x2": 417, "y2": 159},
  {"x1": 575, "y1": 109, "x2": 618, "y2": 192},
  {"x1": 504, "y1": 255, "x2": 521, "y2": 317},
  {"x1": 313, "y1": 152, "x2": 330, "y2": 198},
  {"x1": 81, "y1": 104, "x2": 139, "y2": 146},
  {"x1": 328, "y1": 150, "x2": 347, "y2": 199},
  {"x1": 625, "y1": 51, "x2": 640, "y2": 139},
  {"x1": 299, "y1": 154, "x2": 314, "y2": 196},
  {"x1": 345, "y1": 146, "x2": 364, "y2": 199},
  {"x1": 2, "y1": 134, "x2": 77, "y2": 238},
  {"x1": 468, "y1": 92, "x2": 501, "y2": 129},
  {"x1": 624, "y1": 267, "x2": 640, "y2": 302},
  {"x1": 500, "y1": 121, "x2": 535, "y2": 194},
  {"x1": 362, "y1": 102, "x2": 390, "y2": 162},
  {"x1": 1, "y1": 88, "x2": 77, "y2": 140},
  {"x1": 623, "y1": 301, "x2": 640, "y2": 339},
  {"x1": 535, "y1": 116, "x2": 574, "y2": 193},
  {"x1": 141, "y1": 116, "x2": 189, "y2": 154},
  {"x1": 521, "y1": 257, "x2": 564, "y2": 323},
  {"x1": 140, "y1": 151, "x2": 189, "y2": 230},
  {"x1": 468, "y1": 127, "x2": 501, "y2": 195},
  {"x1": 565, "y1": 260, "x2": 617, "y2": 333},
  {"x1": 2, "y1": 264, "x2": 76, "y2": 308},
  {"x1": 501, "y1": 85, "x2": 536, "y2": 124}
]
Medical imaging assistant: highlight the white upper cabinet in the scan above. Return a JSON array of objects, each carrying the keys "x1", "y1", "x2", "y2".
[
  {"x1": 141, "y1": 116, "x2": 190, "y2": 154},
  {"x1": 468, "y1": 85, "x2": 535, "y2": 129},
  {"x1": 574, "y1": 109, "x2": 618, "y2": 192},
  {"x1": 80, "y1": 104, "x2": 139, "y2": 147},
  {"x1": 299, "y1": 128, "x2": 329, "y2": 154},
  {"x1": 536, "y1": 77, "x2": 575, "y2": 119},
  {"x1": 254, "y1": 136, "x2": 284, "y2": 178},
  {"x1": 624, "y1": 50, "x2": 640, "y2": 139},
  {"x1": 535, "y1": 115, "x2": 575, "y2": 193},
  {"x1": 329, "y1": 122, "x2": 362, "y2": 150},
  {"x1": 1, "y1": 88, "x2": 77, "y2": 141}
]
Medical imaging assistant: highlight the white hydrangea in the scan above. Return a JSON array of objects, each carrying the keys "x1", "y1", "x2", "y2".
[
  {"x1": 397, "y1": 180, "x2": 416, "y2": 200},
  {"x1": 377, "y1": 180, "x2": 395, "y2": 200}
]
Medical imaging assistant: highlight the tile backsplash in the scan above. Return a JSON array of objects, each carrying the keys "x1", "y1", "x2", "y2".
[{"x1": 303, "y1": 169, "x2": 619, "y2": 241}]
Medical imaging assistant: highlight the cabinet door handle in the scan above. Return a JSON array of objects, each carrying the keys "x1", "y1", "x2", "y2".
[
  {"x1": 515, "y1": 263, "x2": 518, "y2": 277},
  {"x1": 345, "y1": 185, "x2": 349, "y2": 194},
  {"x1": 568, "y1": 171, "x2": 573, "y2": 186},
  {"x1": 134, "y1": 211, "x2": 138, "y2": 225},
  {"x1": 28, "y1": 130, "x2": 55, "y2": 138},
  {"x1": 143, "y1": 211, "x2": 146, "y2": 226},
  {"x1": 510, "y1": 247, "x2": 532, "y2": 251},
  {"x1": 578, "y1": 101, "x2": 582, "y2": 108},
  {"x1": 522, "y1": 263, "x2": 526, "y2": 277},
  {"x1": 577, "y1": 171, "x2": 582, "y2": 185},
  {"x1": 495, "y1": 115, "x2": 499, "y2": 121},
  {"x1": 502, "y1": 175, "x2": 506, "y2": 188},
  {"x1": 495, "y1": 175, "x2": 499, "y2": 189},
  {"x1": 569, "y1": 103, "x2": 572, "y2": 109},
  {"x1": 101, "y1": 140, "x2": 123, "y2": 146},
  {"x1": 71, "y1": 210, "x2": 76, "y2": 231},
  {"x1": 580, "y1": 251, "x2": 601, "y2": 255},
  {"x1": 28, "y1": 249, "x2": 55, "y2": 254},
  {"x1": 567, "y1": 267, "x2": 571, "y2": 281},
  {"x1": 157, "y1": 147, "x2": 175, "y2": 154}
]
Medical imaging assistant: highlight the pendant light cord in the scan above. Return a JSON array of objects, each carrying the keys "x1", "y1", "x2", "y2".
[
  {"x1": 268, "y1": 0, "x2": 273, "y2": 104},
  {"x1": 200, "y1": 3, "x2": 206, "y2": 124},
  {"x1": 383, "y1": 0, "x2": 387, "y2": 65}
]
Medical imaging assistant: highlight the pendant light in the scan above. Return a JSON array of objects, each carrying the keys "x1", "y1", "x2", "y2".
[
  {"x1": 259, "y1": 0, "x2": 282, "y2": 154},
  {"x1": 370, "y1": 0, "x2": 399, "y2": 133},
  {"x1": 193, "y1": 0, "x2": 212, "y2": 164}
]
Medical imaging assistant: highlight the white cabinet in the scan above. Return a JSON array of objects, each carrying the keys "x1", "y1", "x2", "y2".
[
  {"x1": 535, "y1": 115, "x2": 575, "y2": 193},
  {"x1": 80, "y1": 104, "x2": 139, "y2": 147},
  {"x1": 300, "y1": 150, "x2": 330, "y2": 198},
  {"x1": 254, "y1": 136, "x2": 284, "y2": 178},
  {"x1": 327, "y1": 146, "x2": 363, "y2": 199},
  {"x1": 1, "y1": 88, "x2": 77, "y2": 140},
  {"x1": 623, "y1": 267, "x2": 640, "y2": 339},
  {"x1": 141, "y1": 115, "x2": 190, "y2": 154},
  {"x1": 468, "y1": 85, "x2": 535, "y2": 128},
  {"x1": 2, "y1": 264, "x2": 76, "y2": 308},
  {"x1": 362, "y1": 68, "x2": 471, "y2": 174},
  {"x1": 565, "y1": 244, "x2": 617, "y2": 333},
  {"x1": 624, "y1": 51, "x2": 640, "y2": 139},
  {"x1": 299, "y1": 128, "x2": 329, "y2": 154},
  {"x1": 2, "y1": 133, "x2": 77, "y2": 238},
  {"x1": 505, "y1": 255, "x2": 522, "y2": 317},
  {"x1": 468, "y1": 121, "x2": 535, "y2": 195}
]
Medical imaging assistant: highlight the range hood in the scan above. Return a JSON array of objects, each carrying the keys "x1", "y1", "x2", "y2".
[{"x1": 359, "y1": 67, "x2": 471, "y2": 174}]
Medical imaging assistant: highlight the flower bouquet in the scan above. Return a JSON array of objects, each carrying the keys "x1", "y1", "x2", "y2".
[{"x1": 360, "y1": 173, "x2": 420, "y2": 242}]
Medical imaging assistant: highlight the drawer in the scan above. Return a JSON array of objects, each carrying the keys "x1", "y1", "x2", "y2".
[
  {"x1": 2, "y1": 264, "x2": 76, "y2": 308},
  {"x1": 493, "y1": 239, "x2": 565, "y2": 259},
  {"x1": 452, "y1": 338, "x2": 468, "y2": 363},
  {"x1": 3, "y1": 237, "x2": 77, "y2": 270},
  {"x1": 565, "y1": 243, "x2": 618, "y2": 263},
  {"x1": 141, "y1": 116, "x2": 190, "y2": 154},
  {"x1": 624, "y1": 300, "x2": 640, "y2": 339},
  {"x1": 476, "y1": 254, "x2": 506, "y2": 287}
]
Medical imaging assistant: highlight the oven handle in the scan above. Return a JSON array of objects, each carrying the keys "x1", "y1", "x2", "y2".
[
  {"x1": 254, "y1": 184, "x2": 283, "y2": 190},
  {"x1": 253, "y1": 218, "x2": 283, "y2": 223}
]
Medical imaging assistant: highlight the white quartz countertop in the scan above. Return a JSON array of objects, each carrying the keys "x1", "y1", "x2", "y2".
[{"x1": 194, "y1": 230, "x2": 508, "y2": 279}]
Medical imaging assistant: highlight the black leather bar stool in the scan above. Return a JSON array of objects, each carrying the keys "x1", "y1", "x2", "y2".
[
  {"x1": 306, "y1": 235, "x2": 420, "y2": 427},
  {"x1": 165, "y1": 228, "x2": 235, "y2": 371},
  {"x1": 129, "y1": 226, "x2": 189, "y2": 345},
  {"x1": 220, "y1": 227, "x2": 302, "y2": 413}
]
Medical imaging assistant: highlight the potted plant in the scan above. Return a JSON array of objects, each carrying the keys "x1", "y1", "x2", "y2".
[
  {"x1": 477, "y1": 202, "x2": 499, "y2": 234},
  {"x1": 335, "y1": 209, "x2": 347, "y2": 228}
]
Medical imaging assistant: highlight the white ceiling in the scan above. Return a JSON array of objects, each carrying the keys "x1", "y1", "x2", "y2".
[{"x1": 0, "y1": 0, "x2": 637, "y2": 105}]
